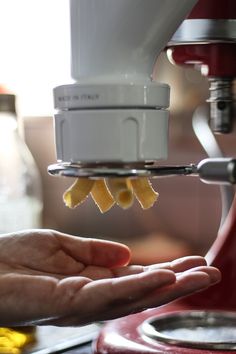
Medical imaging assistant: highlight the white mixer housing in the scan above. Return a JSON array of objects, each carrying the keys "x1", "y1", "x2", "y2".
[{"x1": 54, "y1": 0, "x2": 197, "y2": 164}]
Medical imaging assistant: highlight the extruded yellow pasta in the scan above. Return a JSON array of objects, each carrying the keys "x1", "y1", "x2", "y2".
[
  {"x1": 107, "y1": 178, "x2": 134, "y2": 209},
  {"x1": 131, "y1": 177, "x2": 159, "y2": 209},
  {"x1": 63, "y1": 178, "x2": 94, "y2": 208},
  {"x1": 91, "y1": 179, "x2": 115, "y2": 213},
  {"x1": 63, "y1": 176, "x2": 159, "y2": 212}
]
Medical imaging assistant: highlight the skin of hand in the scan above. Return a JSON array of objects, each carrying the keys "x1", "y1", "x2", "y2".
[{"x1": 0, "y1": 230, "x2": 221, "y2": 327}]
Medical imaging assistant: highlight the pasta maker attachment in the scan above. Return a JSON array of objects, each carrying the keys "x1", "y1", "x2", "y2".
[{"x1": 49, "y1": 0, "x2": 198, "y2": 179}]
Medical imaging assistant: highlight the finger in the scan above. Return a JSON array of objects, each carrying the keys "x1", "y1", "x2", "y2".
[
  {"x1": 74, "y1": 270, "x2": 176, "y2": 311},
  {"x1": 178, "y1": 265, "x2": 221, "y2": 284},
  {"x1": 112, "y1": 265, "x2": 145, "y2": 277},
  {"x1": 146, "y1": 256, "x2": 207, "y2": 273},
  {"x1": 116, "y1": 271, "x2": 213, "y2": 318},
  {"x1": 74, "y1": 257, "x2": 217, "y2": 280},
  {"x1": 55, "y1": 232, "x2": 131, "y2": 268},
  {"x1": 78, "y1": 258, "x2": 212, "y2": 281},
  {"x1": 111, "y1": 256, "x2": 208, "y2": 278},
  {"x1": 78, "y1": 264, "x2": 148, "y2": 280},
  {"x1": 35, "y1": 270, "x2": 177, "y2": 327},
  {"x1": 47, "y1": 271, "x2": 212, "y2": 326}
]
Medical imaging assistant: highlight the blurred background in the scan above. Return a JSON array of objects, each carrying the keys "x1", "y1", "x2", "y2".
[{"x1": 0, "y1": 0, "x2": 235, "y2": 266}]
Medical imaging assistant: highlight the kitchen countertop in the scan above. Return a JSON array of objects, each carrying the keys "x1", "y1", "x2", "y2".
[{"x1": 24, "y1": 324, "x2": 100, "y2": 354}]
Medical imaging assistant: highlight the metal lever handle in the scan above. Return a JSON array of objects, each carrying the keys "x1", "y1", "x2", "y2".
[{"x1": 197, "y1": 158, "x2": 236, "y2": 184}]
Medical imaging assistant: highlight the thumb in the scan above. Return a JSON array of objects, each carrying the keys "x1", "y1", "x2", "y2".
[{"x1": 56, "y1": 232, "x2": 131, "y2": 268}]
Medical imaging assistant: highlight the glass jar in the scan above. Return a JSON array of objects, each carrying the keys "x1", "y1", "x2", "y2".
[
  {"x1": 0, "y1": 93, "x2": 42, "y2": 232},
  {"x1": 0, "y1": 92, "x2": 42, "y2": 353}
]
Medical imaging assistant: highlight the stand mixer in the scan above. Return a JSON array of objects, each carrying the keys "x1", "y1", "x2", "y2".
[{"x1": 48, "y1": 0, "x2": 236, "y2": 352}]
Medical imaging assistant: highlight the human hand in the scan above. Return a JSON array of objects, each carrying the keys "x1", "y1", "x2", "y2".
[{"x1": 0, "y1": 230, "x2": 221, "y2": 327}]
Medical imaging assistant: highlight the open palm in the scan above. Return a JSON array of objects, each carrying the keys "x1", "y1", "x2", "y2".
[{"x1": 0, "y1": 230, "x2": 220, "y2": 327}]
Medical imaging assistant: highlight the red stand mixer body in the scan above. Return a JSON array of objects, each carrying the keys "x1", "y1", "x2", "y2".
[
  {"x1": 94, "y1": 198, "x2": 236, "y2": 354},
  {"x1": 168, "y1": 0, "x2": 236, "y2": 78},
  {"x1": 168, "y1": 0, "x2": 236, "y2": 134},
  {"x1": 94, "y1": 1, "x2": 236, "y2": 353}
]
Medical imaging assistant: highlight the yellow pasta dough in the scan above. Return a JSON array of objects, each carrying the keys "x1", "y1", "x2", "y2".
[
  {"x1": 131, "y1": 177, "x2": 159, "y2": 209},
  {"x1": 0, "y1": 327, "x2": 36, "y2": 354},
  {"x1": 91, "y1": 179, "x2": 115, "y2": 213},
  {"x1": 63, "y1": 176, "x2": 159, "y2": 212},
  {"x1": 106, "y1": 178, "x2": 134, "y2": 209},
  {"x1": 63, "y1": 178, "x2": 94, "y2": 208}
]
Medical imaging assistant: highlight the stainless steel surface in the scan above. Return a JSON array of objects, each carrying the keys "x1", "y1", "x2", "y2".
[
  {"x1": 48, "y1": 159, "x2": 236, "y2": 185},
  {"x1": 48, "y1": 163, "x2": 195, "y2": 179},
  {"x1": 207, "y1": 78, "x2": 234, "y2": 134},
  {"x1": 192, "y1": 106, "x2": 235, "y2": 226},
  {"x1": 192, "y1": 106, "x2": 225, "y2": 158},
  {"x1": 197, "y1": 158, "x2": 236, "y2": 184},
  {"x1": 140, "y1": 311, "x2": 236, "y2": 350},
  {"x1": 170, "y1": 19, "x2": 236, "y2": 45}
]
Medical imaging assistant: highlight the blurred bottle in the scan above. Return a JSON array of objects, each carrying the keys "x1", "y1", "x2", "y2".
[
  {"x1": 0, "y1": 88, "x2": 42, "y2": 353},
  {"x1": 0, "y1": 90, "x2": 42, "y2": 233}
]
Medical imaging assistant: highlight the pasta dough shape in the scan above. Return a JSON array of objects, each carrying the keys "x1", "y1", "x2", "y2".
[
  {"x1": 131, "y1": 177, "x2": 159, "y2": 209},
  {"x1": 63, "y1": 176, "x2": 159, "y2": 212},
  {"x1": 107, "y1": 178, "x2": 134, "y2": 209},
  {"x1": 91, "y1": 179, "x2": 115, "y2": 213},
  {"x1": 63, "y1": 178, "x2": 94, "y2": 208}
]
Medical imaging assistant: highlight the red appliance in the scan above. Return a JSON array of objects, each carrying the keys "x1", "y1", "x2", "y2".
[
  {"x1": 94, "y1": 1, "x2": 236, "y2": 353},
  {"x1": 168, "y1": 0, "x2": 236, "y2": 134},
  {"x1": 94, "y1": 195, "x2": 236, "y2": 353}
]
